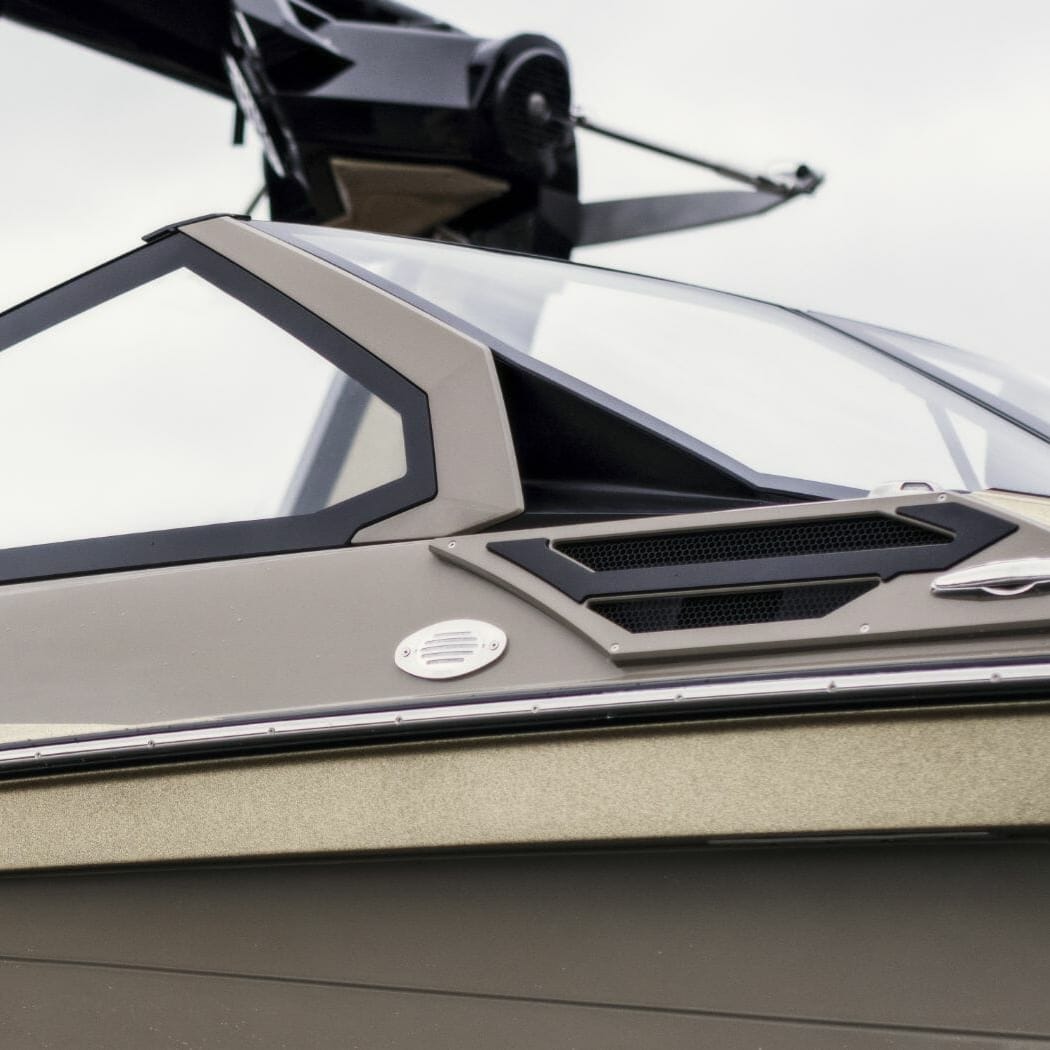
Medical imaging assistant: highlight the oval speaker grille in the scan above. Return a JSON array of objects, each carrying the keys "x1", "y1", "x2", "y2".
[
  {"x1": 557, "y1": 515, "x2": 948, "y2": 574},
  {"x1": 590, "y1": 581, "x2": 878, "y2": 634},
  {"x1": 394, "y1": 619, "x2": 507, "y2": 680}
]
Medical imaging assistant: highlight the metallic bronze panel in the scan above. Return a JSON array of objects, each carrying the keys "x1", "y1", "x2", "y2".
[
  {"x1": 184, "y1": 217, "x2": 525, "y2": 540},
  {"x1": 436, "y1": 492, "x2": 1050, "y2": 662}
]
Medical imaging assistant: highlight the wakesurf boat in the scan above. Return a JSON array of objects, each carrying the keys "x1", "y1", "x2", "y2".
[{"x1": 0, "y1": 215, "x2": 1049, "y2": 1046}]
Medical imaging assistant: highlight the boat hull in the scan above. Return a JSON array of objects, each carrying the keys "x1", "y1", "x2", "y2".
[{"x1": 1, "y1": 837, "x2": 1047, "y2": 1046}]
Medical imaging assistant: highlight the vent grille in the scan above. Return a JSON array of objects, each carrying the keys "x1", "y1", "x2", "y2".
[
  {"x1": 590, "y1": 580, "x2": 878, "y2": 634},
  {"x1": 418, "y1": 628, "x2": 484, "y2": 669},
  {"x1": 558, "y1": 515, "x2": 947, "y2": 573},
  {"x1": 394, "y1": 619, "x2": 507, "y2": 680}
]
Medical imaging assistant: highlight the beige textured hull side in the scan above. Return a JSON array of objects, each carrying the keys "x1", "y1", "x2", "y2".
[{"x1": 3, "y1": 701, "x2": 1050, "y2": 871}]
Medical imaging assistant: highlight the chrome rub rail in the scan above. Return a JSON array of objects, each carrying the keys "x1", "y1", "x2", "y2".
[{"x1": 3, "y1": 660, "x2": 1050, "y2": 774}]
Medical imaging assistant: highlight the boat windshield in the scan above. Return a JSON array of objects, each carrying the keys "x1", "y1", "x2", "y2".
[{"x1": 264, "y1": 223, "x2": 1050, "y2": 499}]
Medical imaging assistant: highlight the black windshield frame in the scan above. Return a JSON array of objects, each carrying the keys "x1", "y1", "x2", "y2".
[{"x1": 0, "y1": 232, "x2": 436, "y2": 585}]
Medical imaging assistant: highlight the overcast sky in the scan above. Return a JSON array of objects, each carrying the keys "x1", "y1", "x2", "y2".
[{"x1": 1, "y1": 1, "x2": 1048, "y2": 379}]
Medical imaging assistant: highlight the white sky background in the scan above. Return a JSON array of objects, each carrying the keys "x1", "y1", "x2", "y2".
[{"x1": 0, "y1": 0, "x2": 1048, "y2": 380}]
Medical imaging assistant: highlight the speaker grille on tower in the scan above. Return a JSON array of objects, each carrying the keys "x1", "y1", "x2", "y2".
[{"x1": 494, "y1": 49, "x2": 571, "y2": 164}]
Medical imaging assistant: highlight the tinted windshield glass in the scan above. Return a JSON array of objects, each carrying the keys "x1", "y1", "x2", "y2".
[
  {"x1": 269, "y1": 224, "x2": 1050, "y2": 498},
  {"x1": 0, "y1": 267, "x2": 407, "y2": 549},
  {"x1": 817, "y1": 314, "x2": 1050, "y2": 443}
]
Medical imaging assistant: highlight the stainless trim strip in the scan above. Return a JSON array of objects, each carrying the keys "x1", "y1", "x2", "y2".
[
  {"x1": 4, "y1": 661, "x2": 1050, "y2": 774},
  {"x1": 932, "y1": 557, "x2": 1050, "y2": 598}
]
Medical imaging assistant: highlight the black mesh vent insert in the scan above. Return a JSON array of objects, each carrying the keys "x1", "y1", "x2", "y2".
[
  {"x1": 591, "y1": 580, "x2": 878, "y2": 634},
  {"x1": 557, "y1": 515, "x2": 948, "y2": 573}
]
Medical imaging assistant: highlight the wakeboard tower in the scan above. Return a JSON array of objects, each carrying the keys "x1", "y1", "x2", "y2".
[{"x1": 4, "y1": 0, "x2": 822, "y2": 257}]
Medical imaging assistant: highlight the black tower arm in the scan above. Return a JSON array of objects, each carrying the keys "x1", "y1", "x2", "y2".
[
  {"x1": 5, "y1": 0, "x2": 237, "y2": 96},
  {"x1": 2, "y1": 0, "x2": 450, "y2": 95}
]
